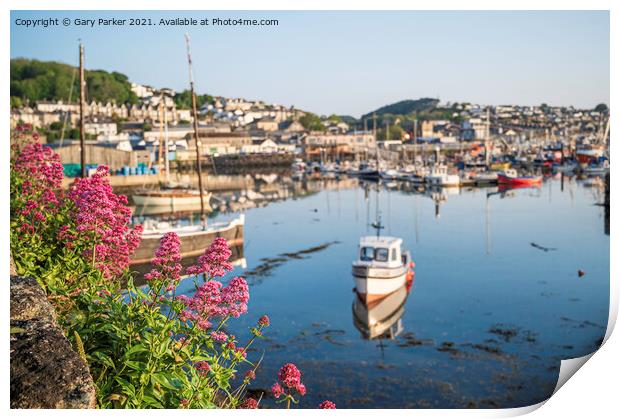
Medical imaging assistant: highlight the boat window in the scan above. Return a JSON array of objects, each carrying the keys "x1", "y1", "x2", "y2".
[
  {"x1": 360, "y1": 247, "x2": 374, "y2": 261},
  {"x1": 392, "y1": 248, "x2": 398, "y2": 261},
  {"x1": 375, "y1": 248, "x2": 389, "y2": 262}
]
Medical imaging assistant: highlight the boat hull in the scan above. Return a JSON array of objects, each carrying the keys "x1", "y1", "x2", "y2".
[
  {"x1": 131, "y1": 215, "x2": 244, "y2": 266},
  {"x1": 497, "y1": 174, "x2": 542, "y2": 186}
]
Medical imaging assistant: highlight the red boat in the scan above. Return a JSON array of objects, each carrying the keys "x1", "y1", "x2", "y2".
[{"x1": 497, "y1": 169, "x2": 542, "y2": 186}]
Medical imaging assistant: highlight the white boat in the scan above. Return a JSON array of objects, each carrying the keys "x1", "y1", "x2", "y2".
[
  {"x1": 132, "y1": 190, "x2": 213, "y2": 212},
  {"x1": 352, "y1": 235, "x2": 413, "y2": 304},
  {"x1": 379, "y1": 169, "x2": 400, "y2": 180},
  {"x1": 132, "y1": 214, "x2": 245, "y2": 265},
  {"x1": 472, "y1": 171, "x2": 498, "y2": 184},
  {"x1": 425, "y1": 165, "x2": 460, "y2": 187},
  {"x1": 352, "y1": 283, "x2": 408, "y2": 340}
]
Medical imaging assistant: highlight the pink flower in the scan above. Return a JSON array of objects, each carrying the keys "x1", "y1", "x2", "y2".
[
  {"x1": 278, "y1": 363, "x2": 302, "y2": 388},
  {"x1": 318, "y1": 400, "x2": 336, "y2": 409},
  {"x1": 258, "y1": 315, "x2": 270, "y2": 327},
  {"x1": 239, "y1": 398, "x2": 258, "y2": 409},
  {"x1": 177, "y1": 276, "x2": 249, "y2": 330},
  {"x1": 179, "y1": 399, "x2": 190, "y2": 408},
  {"x1": 271, "y1": 383, "x2": 284, "y2": 399},
  {"x1": 186, "y1": 237, "x2": 233, "y2": 278},
  {"x1": 195, "y1": 361, "x2": 210, "y2": 376},
  {"x1": 144, "y1": 232, "x2": 182, "y2": 292},
  {"x1": 66, "y1": 166, "x2": 142, "y2": 278},
  {"x1": 244, "y1": 370, "x2": 256, "y2": 381},
  {"x1": 295, "y1": 383, "x2": 306, "y2": 396},
  {"x1": 210, "y1": 331, "x2": 228, "y2": 342}
]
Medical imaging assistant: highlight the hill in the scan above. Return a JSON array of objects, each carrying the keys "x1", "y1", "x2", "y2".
[
  {"x1": 10, "y1": 58, "x2": 138, "y2": 108},
  {"x1": 361, "y1": 98, "x2": 439, "y2": 120}
]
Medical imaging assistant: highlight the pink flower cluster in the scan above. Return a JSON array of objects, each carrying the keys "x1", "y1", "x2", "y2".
[
  {"x1": 13, "y1": 140, "x2": 64, "y2": 191},
  {"x1": 12, "y1": 136, "x2": 64, "y2": 237},
  {"x1": 186, "y1": 237, "x2": 233, "y2": 278},
  {"x1": 67, "y1": 166, "x2": 142, "y2": 278},
  {"x1": 177, "y1": 276, "x2": 249, "y2": 330},
  {"x1": 144, "y1": 232, "x2": 182, "y2": 291},
  {"x1": 318, "y1": 400, "x2": 337, "y2": 409},
  {"x1": 194, "y1": 361, "x2": 210, "y2": 377},
  {"x1": 272, "y1": 363, "x2": 306, "y2": 399},
  {"x1": 239, "y1": 398, "x2": 258, "y2": 409}
]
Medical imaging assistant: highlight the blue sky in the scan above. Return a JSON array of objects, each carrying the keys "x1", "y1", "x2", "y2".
[{"x1": 10, "y1": 10, "x2": 609, "y2": 117}]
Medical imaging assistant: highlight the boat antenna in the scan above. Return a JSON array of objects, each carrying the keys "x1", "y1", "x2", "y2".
[
  {"x1": 371, "y1": 212, "x2": 384, "y2": 238},
  {"x1": 185, "y1": 33, "x2": 207, "y2": 228}
]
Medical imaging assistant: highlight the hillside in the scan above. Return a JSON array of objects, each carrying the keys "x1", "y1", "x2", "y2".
[
  {"x1": 361, "y1": 98, "x2": 439, "y2": 120},
  {"x1": 10, "y1": 58, "x2": 138, "y2": 108}
]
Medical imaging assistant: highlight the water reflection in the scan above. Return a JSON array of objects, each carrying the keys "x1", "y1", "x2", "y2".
[{"x1": 352, "y1": 281, "x2": 412, "y2": 340}]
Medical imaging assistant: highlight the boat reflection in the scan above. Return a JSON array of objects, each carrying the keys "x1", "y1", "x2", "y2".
[{"x1": 352, "y1": 280, "x2": 413, "y2": 340}]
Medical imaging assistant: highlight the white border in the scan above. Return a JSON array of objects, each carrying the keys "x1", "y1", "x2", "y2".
[{"x1": 2, "y1": 1, "x2": 616, "y2": 418}]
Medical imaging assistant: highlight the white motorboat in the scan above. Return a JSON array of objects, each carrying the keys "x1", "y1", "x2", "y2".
[
  {"x1": 425, "y1": 165, "x2": 460, "y2": 187},
  {"x1": 352, "y1": 235, "x2": 414, "y2": 304},
  {"x1": 380, "y1": 169, "x2": 400, "y2": 180}
]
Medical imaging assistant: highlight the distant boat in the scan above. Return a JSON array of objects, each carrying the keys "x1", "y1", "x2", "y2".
[
  {"x1": 379, "y1": 169, "x2": 400, "y2": 180},
  {"x1": 352, "y1": 234, "x2": 414, "y2": 304},
  {"x1": 358, "y1": 163, "x2": 380, "y2": 180},
  {"x1": 490, "y1": 162, "x2": 511, "y2": 171},
  {"x1": 583, "y1": 161, "x2": 609, "y2": 175},
  {"x1": 497, "y1": 168, "x2": 542, "y2": 186},
  {"x1": 426, "y1": 165, "x2": 460, "y2": 187}
]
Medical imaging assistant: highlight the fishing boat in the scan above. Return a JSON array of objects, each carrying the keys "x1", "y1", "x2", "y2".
[
  {"x1": 352, "y1": 217, "x2": 414, "y2": 304},
  {"x1": 352, "y1": 283, "x2": 409, "y2": 340},
  {"x1": 490, "y1": 162, "x2": 511, "y2": 171},
  {"x1": 358, "y1": 163, "x2": 380, "y2": 180},
  {"x1": 497, "y1": 168, "x2": 542, "y2": 186},
  {"x1": 582, "y1": 161, "x2": 610, "y2": 175},
  {"x1": 472, "y1": 171, "x2": 498, "y2": 185},
  {"x1": 425, "y1": 165, "x2": 460, "y2": 187}
]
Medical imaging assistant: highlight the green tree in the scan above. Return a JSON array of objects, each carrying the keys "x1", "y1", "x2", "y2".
[
  {"x1": 299, "y1": 112, "x2": 325, "y2": 131},
  {"x1": 10, "y1": 58, "x2": 138, "y2": 105},
  {"x1": 594, "y1": 103, "x2": 609, "y2": 113}
]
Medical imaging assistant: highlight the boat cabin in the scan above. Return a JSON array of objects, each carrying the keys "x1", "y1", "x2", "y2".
[{"x1": 356, "y1": 236, "x2": 405, "y2": 268}]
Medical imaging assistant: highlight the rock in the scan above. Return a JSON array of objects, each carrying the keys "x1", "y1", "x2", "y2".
[{"x1": 10, "y1": 276, "x2": 96, "y2": 409}]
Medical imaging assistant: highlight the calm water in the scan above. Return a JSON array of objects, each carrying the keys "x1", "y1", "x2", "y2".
[{"x1": 172, "y1": 175, "x2": 609, "y2": 408}]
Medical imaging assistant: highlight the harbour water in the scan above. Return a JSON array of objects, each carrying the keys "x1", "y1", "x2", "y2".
[{"x1": 158, "y1": 174, "x2": 608, "y2": 408}]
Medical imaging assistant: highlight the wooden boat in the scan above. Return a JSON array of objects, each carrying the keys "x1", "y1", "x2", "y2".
[
  {"x1": 132, "y1": 190, "x2": 211, "y2": 207},
  {"x1": 497, "y1": 169, "x2": 542, "y2": 186},
  {"x1": 131, "y1": 214, "x2": 245, "y2": 265},
  {"x1": 352, "y1": 235, "x2": 414, "y2": 304}
]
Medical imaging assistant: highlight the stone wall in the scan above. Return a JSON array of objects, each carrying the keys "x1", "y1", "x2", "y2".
[{"x1": 10, "y1": 276, "x2": 96, "y2": 409}]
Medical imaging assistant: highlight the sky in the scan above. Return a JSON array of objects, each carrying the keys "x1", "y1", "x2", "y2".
[{"x1": 10, "y1": 10, "x2": 610, "y2": 117}]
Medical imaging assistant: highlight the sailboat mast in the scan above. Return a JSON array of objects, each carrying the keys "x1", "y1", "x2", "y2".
[
  {"x1": 79, "y1": 43, "x2": 86, "y2": 178},
  {"x1": 185, "y1": 33, "x2": 207, "y2": 227},
  {"x1": 164, "y1": 100, "x2": 170, "y2": 181},
  {"x1": 485, "y1": 107, "x2": 490, "y2": 167}
]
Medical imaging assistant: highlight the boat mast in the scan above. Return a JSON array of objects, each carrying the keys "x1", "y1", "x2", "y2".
[
  {"x1": 164, "y1": 99, "x2": 170, "y2": 182},
  {"x1": 185, "y1": 33, "x2": 207, "y2": 227},
  {"x1": 79, "y1": 42, "x2": 86, "y2": 178},
  {"x1": 485, "y1": 107, "x2": 490, "y2": 168}
]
